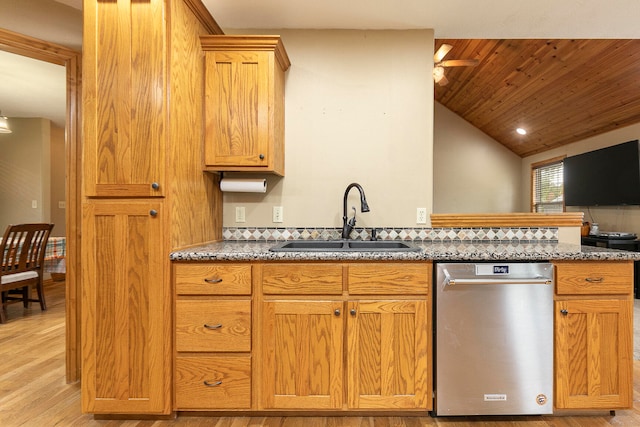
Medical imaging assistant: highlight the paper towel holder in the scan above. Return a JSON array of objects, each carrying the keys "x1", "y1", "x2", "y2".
[{"x1": 219, "y1": 174, "x2": 268, "y2": 193}]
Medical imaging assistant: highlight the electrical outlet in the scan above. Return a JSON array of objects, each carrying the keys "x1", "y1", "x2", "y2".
[
  {"x1": 235, "y1": 206, "x2": 246, "y2": 223},
  {"x1": 416, "y1": 207, "x2": 427, "y2": 224},
  {"x1": 273, "y1": 206, "x2": 284, "y2": 223},
  {"x1": 31, "y1": 200, "x2": 37, "y2": 209},
  {"x1": 58, "y1": 201, "x2": 66, "y2": 209}
]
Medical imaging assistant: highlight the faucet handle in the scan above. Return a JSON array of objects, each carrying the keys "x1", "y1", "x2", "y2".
[
  {"x1": 370, "y1": 228, "x2": 378, "y2": 241},
  {"x1": 348, "y1": 206, "x2": 357, "y2": 227}
]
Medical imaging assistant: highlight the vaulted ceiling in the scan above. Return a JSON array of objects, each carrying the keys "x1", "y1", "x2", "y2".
[{"x1": 435, "y1": 39, "x2": 640, "y2": 157}]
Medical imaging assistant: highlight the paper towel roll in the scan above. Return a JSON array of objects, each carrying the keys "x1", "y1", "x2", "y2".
[{"x1": 219, "y1": 178, "x2": 267, "y2": 193}]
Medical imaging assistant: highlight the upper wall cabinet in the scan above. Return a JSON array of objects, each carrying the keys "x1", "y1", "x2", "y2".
[{"x1": 201, "y1": 36, "x2": 290, "y2": 176}]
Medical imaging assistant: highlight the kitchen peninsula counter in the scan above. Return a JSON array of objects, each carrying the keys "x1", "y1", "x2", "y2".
[{"x1": 170, "y1": 240, "x2": 640, "y2": 262}]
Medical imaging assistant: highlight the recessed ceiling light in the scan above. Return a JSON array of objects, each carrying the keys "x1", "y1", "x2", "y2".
[{"x1": 516, "y1": 128, "x2": 527, "y2": 135}]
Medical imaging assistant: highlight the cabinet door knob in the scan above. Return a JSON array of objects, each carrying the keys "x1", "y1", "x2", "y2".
[
  {"x1": 149, "y1": 209, "x2": 158, "y2": 217},
  {"x1": 334, "y1": 309, "x2": 341, "y2": 316},
  {"x1": 350, "y1": 309, "x2": 357, "y2": 316},
  {"x1": 259, "y1": 154, "x2": 265, "y2": 160},
  {"x1": 151, "y1": 182, "x2": 160, "y2": 190},
  {"x1": 560, "y1": 309, "x2": 568, "y2": 315}
]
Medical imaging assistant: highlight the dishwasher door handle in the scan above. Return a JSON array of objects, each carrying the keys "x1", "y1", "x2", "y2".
[{"x1": 445, "y1": 278, "x2": 553, "y2": 286}]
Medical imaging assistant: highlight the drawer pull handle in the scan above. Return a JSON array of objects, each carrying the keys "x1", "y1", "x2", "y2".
[
  {"x1": 585, "y1": 277, "x2": 604, "y2": 283},
  {"x1": 204, "y1": 277, "x2": 223, "y2": 284},
  {"x1": 204, "y1": 323, "x2": 223, "y2": 330},
  {"x1": 204, "y1": 380, "x2": 222, "y2": 387},
  {"x1": 560, "y1": 309, "x2": 569, "y2": 315}
]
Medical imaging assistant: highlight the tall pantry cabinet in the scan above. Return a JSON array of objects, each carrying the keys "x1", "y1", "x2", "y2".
[{"x1": 81, "y1": 0, "x2": 223, "y2": 414}]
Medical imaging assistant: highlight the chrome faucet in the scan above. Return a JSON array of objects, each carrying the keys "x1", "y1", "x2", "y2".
[{"x1": 342, "y1": 183, "x2": 370, "y2": 239}]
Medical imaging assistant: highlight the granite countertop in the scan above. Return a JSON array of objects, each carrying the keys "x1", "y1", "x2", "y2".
[{"x1": 170, "y1": 240, "x2": 640, "y2": 262}]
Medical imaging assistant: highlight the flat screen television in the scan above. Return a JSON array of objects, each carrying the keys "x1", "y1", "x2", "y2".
[{"x1": 563, "y1": 140, "x2": 640, "y2": 206}]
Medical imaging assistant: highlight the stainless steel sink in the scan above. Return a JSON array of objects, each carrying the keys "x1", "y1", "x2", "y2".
[{"x1": 269, "y1": 240, "x2": 421, "y2": 252}]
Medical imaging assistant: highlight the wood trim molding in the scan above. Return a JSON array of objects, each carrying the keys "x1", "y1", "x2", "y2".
[
  {"x1": 182, "y1": 0, "x2": 224, "y2": 35},
  {"x1": 200, "y1": 35, "x2": 292, "y2": 70},
  {"x1": 430, "y1": 212, "x2": 584, "y2": 228},
  {"x1": 0, "y1": 28, "x2": 79, "y2": 64},
  {"x1": 0, "y1": 28, "x2": 82, "y2": 384}
]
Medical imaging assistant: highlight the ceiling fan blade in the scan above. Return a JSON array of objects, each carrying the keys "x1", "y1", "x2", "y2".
[
  {"x1": 439, "y1": 59, "x2": 479, "y2": 67},
  {"x1": 438, "y1": 75, "x2": 449, "y2": 86},
  {"x1": 434, "y1": 43, "x2": 452, "y2": 63}
]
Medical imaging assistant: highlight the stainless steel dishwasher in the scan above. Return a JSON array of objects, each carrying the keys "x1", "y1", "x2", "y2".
[{"x1": 435, "y1": 262, "x2": 554, "y2": 416}]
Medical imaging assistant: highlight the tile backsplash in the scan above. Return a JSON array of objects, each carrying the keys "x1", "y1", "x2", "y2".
[{"x1": 223, "y1": 226, "x2": 558, "y2": 243}]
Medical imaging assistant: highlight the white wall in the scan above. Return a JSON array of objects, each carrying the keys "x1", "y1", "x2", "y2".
[
  {"x1": 522, "y1": 122, "x2": 640, "y2": 235},
  {"x1": 433, "y1": 102, "x2": 523, "y2": 213},
  {"x1": 222, "y1": 29, "x2": 434, "y2": 228},
  {"x1": 0, "y1": 0, "x2": 82, "y2": 51},
  {"x1": 0, "y1": 118, "x2": 51, "y2": 230}
]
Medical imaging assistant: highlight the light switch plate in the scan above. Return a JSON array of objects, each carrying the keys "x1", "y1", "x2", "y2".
[
  {"x1": 235, "y1": 206, "x2": 246, "y2": 223},
  {"x1": 273, "y1": 206, "x2": 284, "y2": 223}
]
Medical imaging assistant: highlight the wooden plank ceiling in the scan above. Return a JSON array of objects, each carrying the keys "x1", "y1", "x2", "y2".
[{"x1": 434, "y1": 39, "x2": 640, "y2": 158}]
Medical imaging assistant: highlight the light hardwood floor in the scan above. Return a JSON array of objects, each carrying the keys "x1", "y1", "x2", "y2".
[{"x1": 2, "y1": 283, "x2": 640, "y2": 426}]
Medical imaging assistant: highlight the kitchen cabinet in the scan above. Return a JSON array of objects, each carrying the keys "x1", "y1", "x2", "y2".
[
  {"x1": 260, "y1": 262, "x2": 432, "y2": 411},
  {"x1": 81, "y1": 201, "x2": 168, "y2": 414},
  {"x1": 262, "y1": 299, "x2": 344, "y2": 409},
  {"x1": 346, "y1": 300, "x2": 429, "y2": 409},
  {"x1": 174, "y1": 263, "x2": 253, "y2": 410},
  {"x1": 83, "y1": 0, "x2": 166, "y2": 199},
  {"x1": 554, "y1": 261, "x2": 633, "y2": 410},
  {"x1": 81, "y1": 0, "x2": 222, "y2": 415},
  {"x1": 346, "y1": 263, "x2": 430, "y2": 409},
  {"x1": 201, "y1": 36, "x2": 290, "y2": 175}
]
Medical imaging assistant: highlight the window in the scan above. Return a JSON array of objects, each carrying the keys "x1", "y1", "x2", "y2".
[{"x1": 531, "y1": 156, "x2": 565, "y2": 213}]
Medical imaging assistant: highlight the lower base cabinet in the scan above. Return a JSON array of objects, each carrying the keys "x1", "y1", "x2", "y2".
[
  {"x1": 555, "y1": 298, "x2": 633, "y2": 409},
  {"x1": 169, "y1": 259, "x2": 636, "y2": 414},
  {"x1": 261, "y1": 300, "x2": 344, "y2": 409},
  {"x1": 554, "y1": 261, "x2": 634, "y2": 410},
  {"x1": 347, "y1": 300, "x2": 429, "y2": 409},
  {"x1": 260, "y1": 262, "x2": 432, "y2": 411},
  {"x1": 173, "y1": 262, "x2": 253, "y2": 411},
  {"x1": 175, "y1": 355, "x2": 251, "y2": 409}
]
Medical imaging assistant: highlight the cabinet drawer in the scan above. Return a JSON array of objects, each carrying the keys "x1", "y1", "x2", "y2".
[
  {"x1": 262, "y1": 263, "x2": 343, "y2": 294},
  {"x1": 347, "y1": 263, "x2": 431, "y2": 294},
  {"x1": 174, "y1": 263, "x2": 252, "y2": 295},
  {"x1": 555, "y1": 261, "x2": 633, "y2": 295},
  {"x1": 175, "y1": 355, "x2": 251, "y2": 409},
  {"x1": 176, "y1": 300, "x2": 251, "y2": 352}
]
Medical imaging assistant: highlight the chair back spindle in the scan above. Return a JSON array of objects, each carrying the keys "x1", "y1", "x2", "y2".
[{"x1": 0, "y1": 223, "x2": 54, "y2": 323}]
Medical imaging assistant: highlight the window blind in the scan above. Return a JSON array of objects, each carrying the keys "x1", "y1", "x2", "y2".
[{"x1": 532, "y1": 160, "x2": 564, "y2": 213}]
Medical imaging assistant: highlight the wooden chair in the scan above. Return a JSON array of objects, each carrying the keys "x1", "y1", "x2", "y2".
[{"x1": 0, "y1": 223, "x2": 54, "y2": 323}]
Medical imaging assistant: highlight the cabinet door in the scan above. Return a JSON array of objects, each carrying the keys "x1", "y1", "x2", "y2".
[
  {"x1": 555, "y1": 299, "x2": 633, "y2": 409},
  {"x1": 262, "y1": 300, "x2": 343, "y2": 409},
  {"x1": 81, "y1": 201, "x2": 169, "y2": 414},
  {"x1": 346, "y1": 300, "x2": 430, "y2": 409},
  {"x1": 83, "y1": 0, "x2": 166, "y2": 197},
  {"x1": 204, "y1": 50, "x2": 270, "y2": 168}
]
